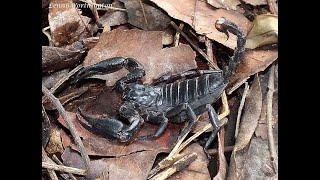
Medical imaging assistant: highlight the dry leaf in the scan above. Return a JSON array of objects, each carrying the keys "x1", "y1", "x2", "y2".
[
  {"x1": 45, "y1": 127, "x2": 64, "y2": 155},
  {"x1": 42, "y1": 69, "x2": 69, "y2": 89},
  {"x1": 227, "y1": 75, "x2": 263, "y2": 180},
  {"x1": 83, "y1": 29, "x2": 197, "y2": 86},
  {"x1": 207, "y1": 0, "x2": 241, "y2": 10},
  {"x1": 168, "y1": 143, "x2": 211, "y2": 180},
  {"x1": 242, "y1": 0, "x2": 267, "y2": 6},
  {"x1": 119, "y1": 0, "x2": 171, "y2": 30},
  {"x1": 48, "y1": 0, "x2": 92, "y2": 46},
  {"x1": 227, "y1": 48, "x2": 278, "y2": 94},
  {"x1": 213, "y1": 133, "x2": 227, "y2": 180},
  {"x1": 99, "y1": 10, "x2": 127, "y2": 27},
  {"x1": 42, "y1": 46, "x2": 85, "y2": 74},
  {"x1": 227, "y1": 137, "x2": 278, "y2": 179},
  {"x1": 246, "y1": 14, "x2": 278, "y2": 49},
  {"x1": 150, "y1": 0, "x2": 252, "y2": 49}
]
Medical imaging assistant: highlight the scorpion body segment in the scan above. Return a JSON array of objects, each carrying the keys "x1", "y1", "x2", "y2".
[{"x1": 74, "y1": 17, "x2": 246, "y2": 150}]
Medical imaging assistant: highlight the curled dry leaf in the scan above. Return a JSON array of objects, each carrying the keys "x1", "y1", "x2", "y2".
[
  {"x1": 168, "y1": 143, "x2": 211, "y2": 180},
  {"x1": 83, "y1": 29, "x2": 197, "y2": 86},
  {"x1": 207, "y1": 0, "x2": 241, "y2": 11},
  {"x1": 245, "y1": 14, "x2": 278, "y2": 49},
  {"x1": 227, "y1": 137, "x2": 278, "y2": 180},
  {"x1": 48, "y1": 0, "x2": 92, "y2": 46},
  {"x1": 227, "y1": 48, "x2": 278, "y2": 94},
  {"x1": 150, "y1": 0, "x2": 252, "y2": 49},
  {"x1": 119, "y1": 0, "x2": 171, "y2": 30},
  {"x1": 45, "y1": 127, "x2": 64, "y2": 155},
  {"x1": 242, "y1": 0, "x2": 267, "y2": 6},
  {"x1": 42, "y1": 46, "x2": 85, "y2": 74},
  {"x1": 213, "y1": 133, "x2": 228, "y2": 180},
  {"x1": 227, "y1": 75, "x2": 263, "y2": 179}
]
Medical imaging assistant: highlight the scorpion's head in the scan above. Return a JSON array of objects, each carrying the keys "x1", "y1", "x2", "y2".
[{"x1": 123, "y1": 84, "x2": 160, "y2": 107}]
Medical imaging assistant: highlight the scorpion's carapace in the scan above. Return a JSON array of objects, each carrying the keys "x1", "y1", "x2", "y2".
[{"x1": 73, "y1": 17, "x2": 246, "y2": 150}]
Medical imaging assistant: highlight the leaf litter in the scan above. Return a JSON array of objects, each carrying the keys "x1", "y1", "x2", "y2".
[{"x1": 42, "y1": 0, "x2": 278, "y2": 179}]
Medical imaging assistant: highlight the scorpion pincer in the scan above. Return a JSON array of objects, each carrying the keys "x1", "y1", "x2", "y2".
[{"x1": 72, "y1": 17, "x2": 246, "y2": 150}]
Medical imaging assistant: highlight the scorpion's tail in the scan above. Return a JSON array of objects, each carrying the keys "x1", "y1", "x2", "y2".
[{"x1": 215, "y1": 18, "x2": 246, "y2": 83}]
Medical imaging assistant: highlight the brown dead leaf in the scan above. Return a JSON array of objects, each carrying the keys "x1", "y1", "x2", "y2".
[
  {"x1": 48, "y1": 0, "x2": 92, "y2": 46},
  {"x1": 42, "y1": 46, "x2": 85, "y2": 74},
  {"x1": 242, "y1": 0, "x2": 267, "y2": 6},
  {"x1": 233, "y1": 75, "x2": 262, "y2": 151},
  {"x1": 62, "y1": 147, "x2": 159, "y2": 180},
  {"x1": 168, "y1": 143, "x2": 211, "y2": 180},
  {"x1": 119, "y1": 0, "x2": 171, "y2": 30},
  {"x1": 150, "y1": 0, "x2": 252, "y2": 49},
  {"x1": 207, "y1": 0, "x2": 241, "y2": 10},
  {"x1": 246, "y1": 14, "x2": 278, "y2": 49},
  {"x1": 99, "y1": 9, "x2": 127, "y2": 27},
  {"x1": 227, "y1": 48, "x2": 278, "y2": 94},
  {"x1": 42, "y1": 69, "x2": 69, "y2": 89},
  {"x1": 83, "y1": 29, "x2": 197, "y2": 86},
  {"x1": 227, "y1": 136, "x2": 278, "y2": 179}
]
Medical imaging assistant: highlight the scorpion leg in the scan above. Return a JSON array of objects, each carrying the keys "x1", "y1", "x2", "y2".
[
  {"x1": 77, "y1": 102, "x2": 144, "y2": 142},
  {"x1": 152, "y1": 70, "x2": 221, "y2": 85},
  {"x1": 72, "y1": 57, "x2": 145, "y2": 92},
  {"x1": 166, "y1": 103, "x2": 198, "y2": 140},
  {"x1": 137, "y1": 113, "x2": 169, "y2": 141},
  {"x1": 203, "y1": 104, "x2": 227, "y2": 150}
]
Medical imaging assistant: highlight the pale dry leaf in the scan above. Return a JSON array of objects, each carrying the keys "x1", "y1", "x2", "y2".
[
  {"x1": 45, "y1": 127, "x2": 64, "y2": 155},
  {"x1": 83, "y1": 29, "x2": 197, "y2": 86},
  {"x1": 150, "y1": 0, "x2": 252, "y2": 49},
  {"x1": 233, "y1": 75, "x2": 262, "y2": 151},
  {"x1": 246, "y1": 14, "x2": 278, "y2": 49},
  {"x1": 227, "y1": 49, "x2": 278, "y2": 94},
  {"x1": 213, "y1": 133, "x2": 227, "y2": 180},
  {"x1": 48, "y1": 0, "x2": 91, "y2": 46},
  {"x1": 207, "y1": 0, "x2": 241, "y2": 10},
  {"x1": 242, "y1": 0, "x2": 267, "y2": 6},
  {"x1": 168, "y1": 143, "x2": 211, "y2": 180}
]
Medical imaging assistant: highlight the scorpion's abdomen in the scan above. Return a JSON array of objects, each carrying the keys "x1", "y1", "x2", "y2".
[{"x1": 160, "y1": 73, "x2": 224, "y2": 107}]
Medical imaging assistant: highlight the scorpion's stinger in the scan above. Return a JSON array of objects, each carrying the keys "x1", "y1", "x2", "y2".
[{"x1": 215, "y1": 17, "x2": 246, "y2": 83}]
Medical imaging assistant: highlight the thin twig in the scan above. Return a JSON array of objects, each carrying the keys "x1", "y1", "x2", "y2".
[
  {"x1": 42, "y1": 26, "x2": 54, "y2": 46},
  {"x1": 52, "y1": 155, "x2": 78, "y2": 180},
  {"x1": 205, "y1": 37, "x2": 217, "y2": 66},
  {"x1": 267, "y1": 0, "x2": 278, "y2": 15},
  {"x1": 170, "y1": 21, "x2": 219, "y2": 70},
  {"x1": 150, "y1": 153, "x2": 197, "y2": 180},
  {"x1": 174, "y1": 23, "x2": 184, "y2": 47},
  {"x1": 148, "y1": 153, "x2": 184, "y2": 179},
  {"x1": 207, "y1": 146, "x2": 234, "y2": 155},
  {"x1": 42, "y1": 86, "x2": 90, "y2": 171},
  {"x1": 267, "y1": 64, "x2": 278, "y2": 173},
  {"x1": 42, "y1": 162, "x2": 86, "y2": 176},
  {"x1": 50, "y1": 64, "x2": 83, "y2": 94},
  {"x1": 79, "y1": 0, "x2": 126, "y2": 11},
  {"x1": 235, "y1": 82, "x2": 249, "y2": 138},
  {"x1": 139, "y1": 0, "x2": 148, "y2": 28},
  {"x1": 42, "y1": 148, "x2": 59, "y2": 180}
]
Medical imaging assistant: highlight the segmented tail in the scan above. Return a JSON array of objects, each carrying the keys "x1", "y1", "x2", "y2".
[{"x1": 216, "y1": 18, "x2": 246, "y2": 83}]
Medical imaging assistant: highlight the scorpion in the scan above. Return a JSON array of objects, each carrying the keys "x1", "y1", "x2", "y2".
[{"x1": 72, "y1": 18, "x2": 246, "y2": 150}]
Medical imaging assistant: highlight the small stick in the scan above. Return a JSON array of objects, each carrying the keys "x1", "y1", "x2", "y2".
[
  {"x1": 170, "y1": 21, "x2": 219, "y2": 70},
  {"x1": 139, "y1": 0, "x2": 148, "y2": 28},
  {"x1": 150, "y1": 153, "x2": 197, "y2": 180},
  {"x1": 267, "y1": 0, "x2": 278, "y2": 15},
  {"x1": 207, "y1": 146, "x2": 234, "y2": 155},
  {"x1": 148, "y1": 153, "x2": 184, "y2": 179},
  {"x1": 42, "y1": 162, "x2": 86, "y2": 176},
  {"x1": 50, "y1": 64, "x2": 83, "y2": 94},
  {"x1": 234, "y1": 82, "x2": 249, "y2": 138},
  {"x1": 42, "y1": 86, "x2": 90, "y2": 171},
  {"x1": 52, "y1": 155, "x2": 78, "y2": 180},
  {"x1": 205, "y1": 37, "x2": 217, "y2": 65},
  {"x1": 267, "y1": 64, "x2": 278, "y2": 173},
  {"x1": 79, "y1": 0, "x2": 127, "y2": 11},
  {"x1": 42, "y1": 26, "x2": 54, "y2": 46},
  {"x1": 42, "y1": 148, "x2": 59, "y2": 180},
  {"x1": 174, "y1": 23, "x2": 184, "y2": 47}
]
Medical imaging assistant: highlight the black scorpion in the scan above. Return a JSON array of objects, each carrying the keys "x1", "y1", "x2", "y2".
[{"x1": 72, "y1": 18, "x2": 246, "y2": 150}]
